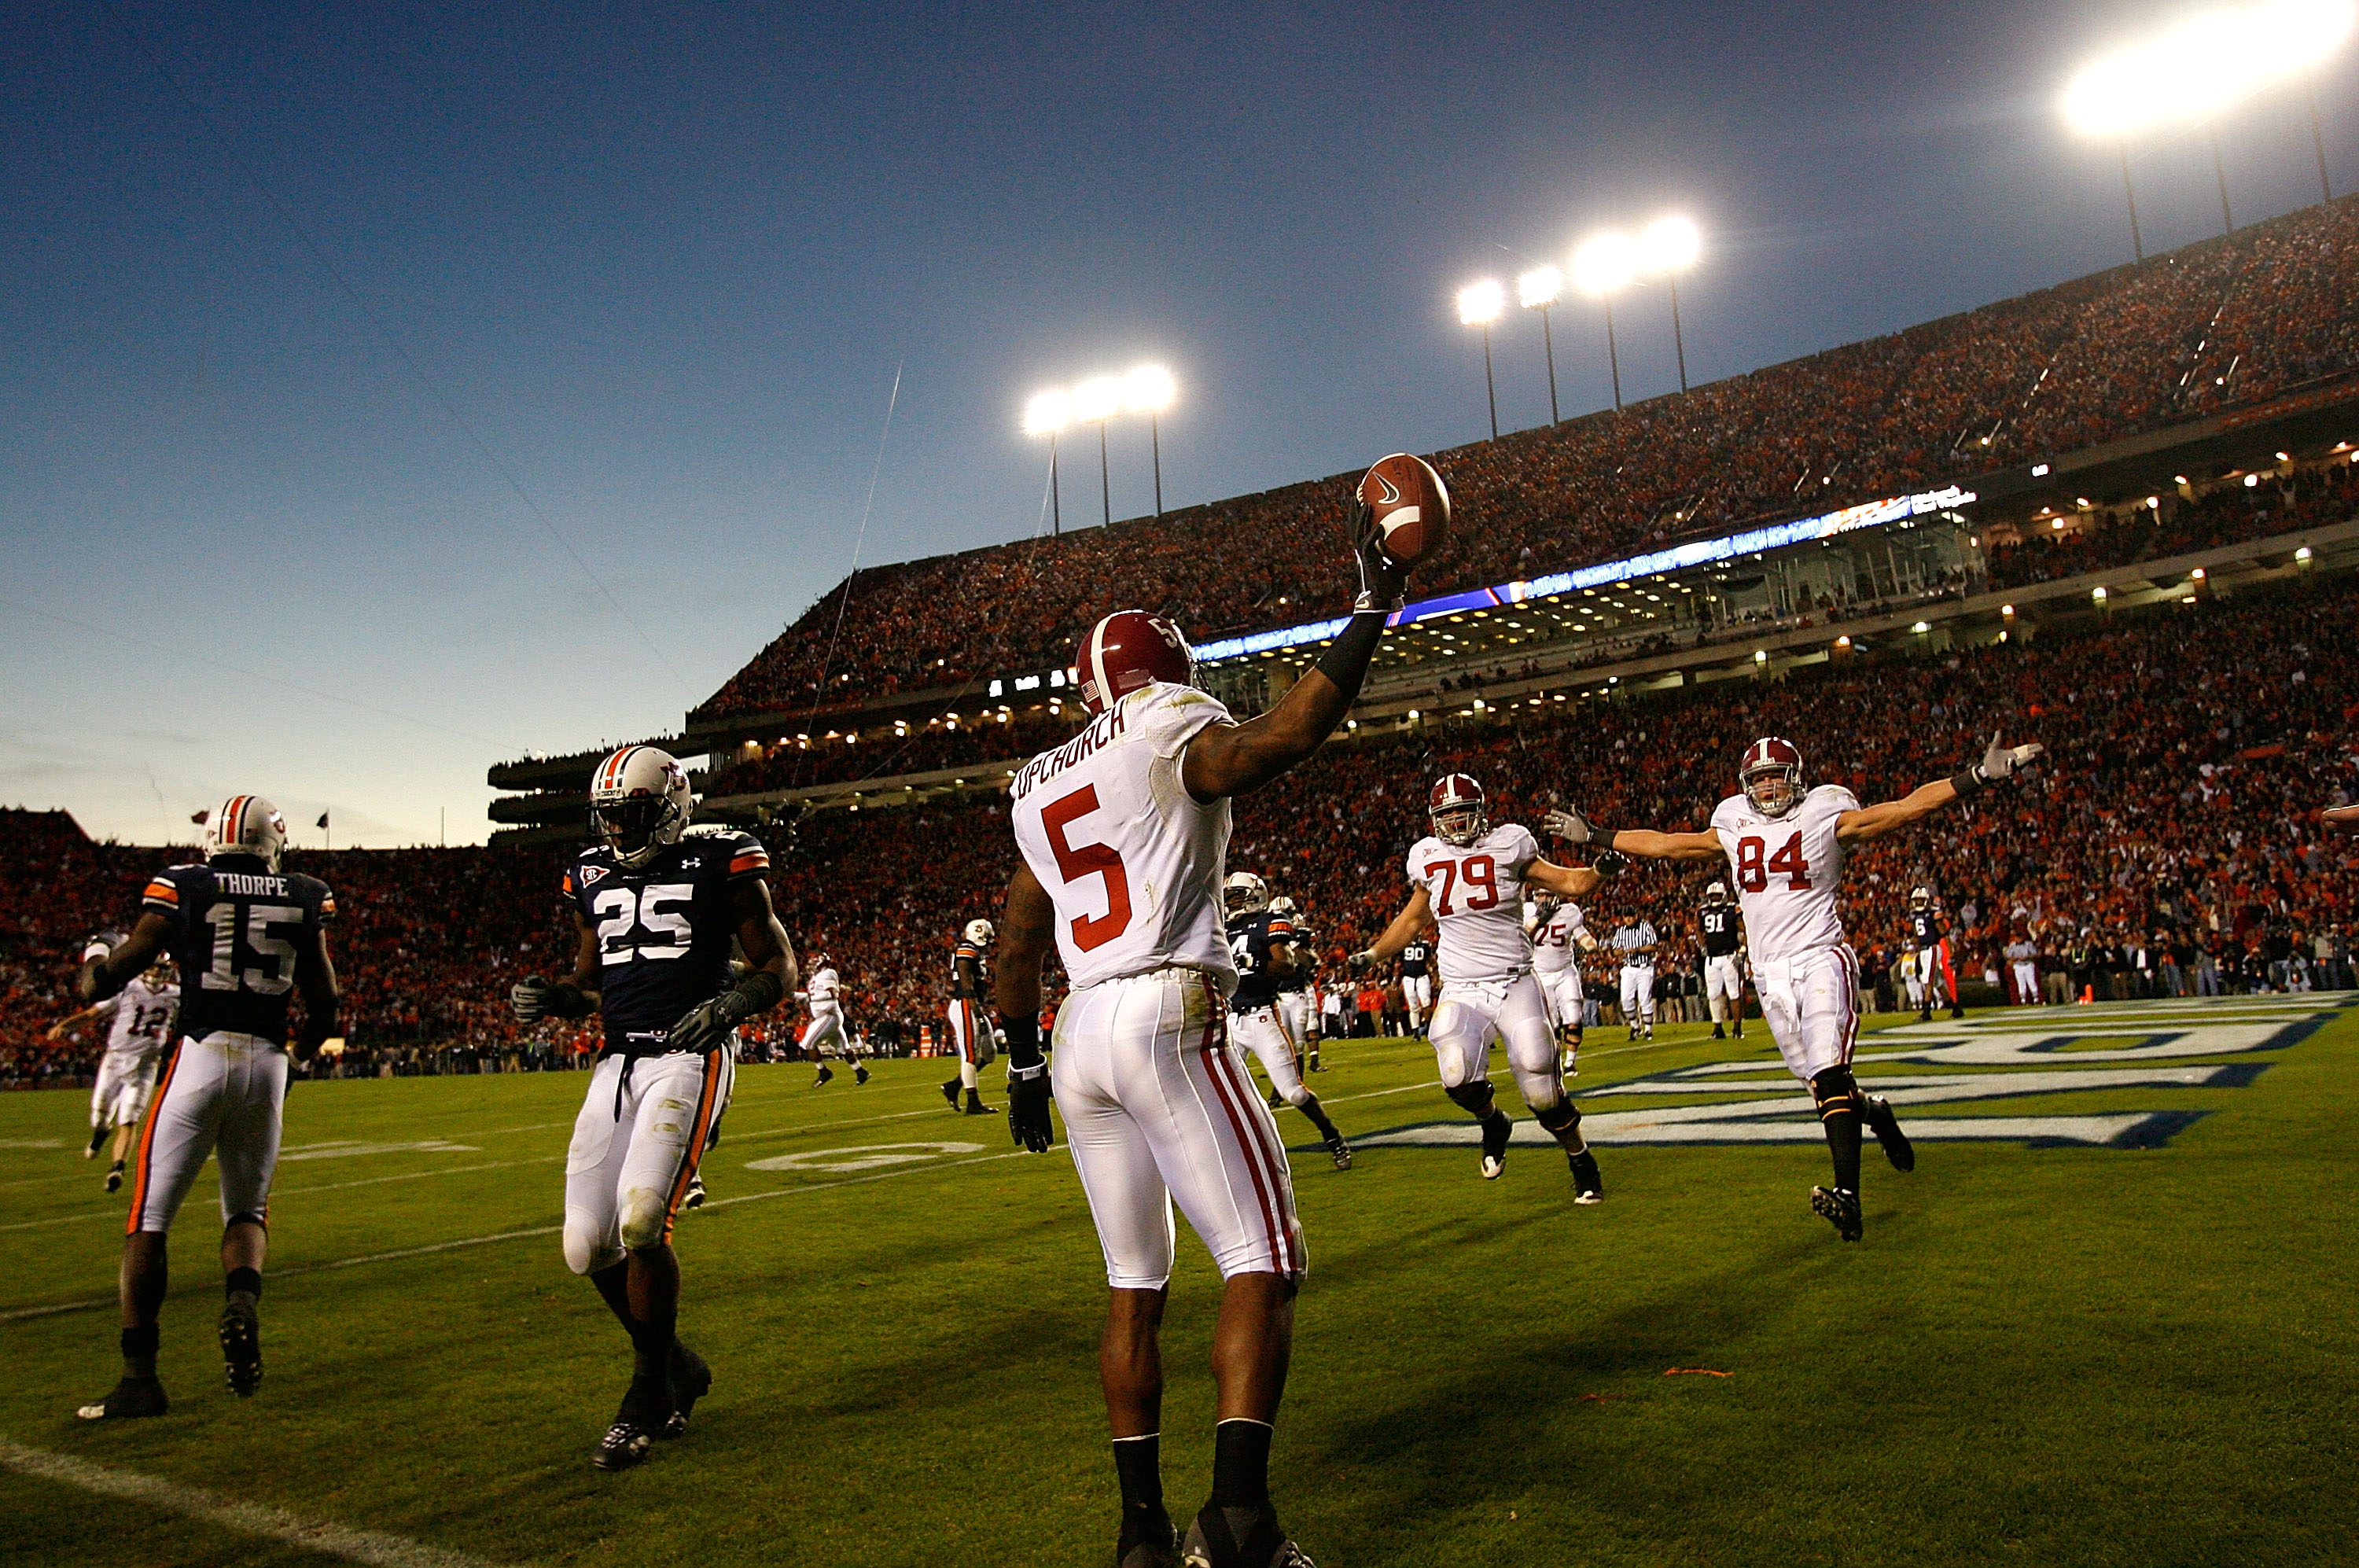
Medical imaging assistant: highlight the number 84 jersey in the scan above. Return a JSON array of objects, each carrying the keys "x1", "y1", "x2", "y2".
[
  {"x1": 1408, "y1": 823, "x2": 1541, "y2": 985},
  {"x1": 1707, "y1": 784, "x2": 1860, "y2": 963}
]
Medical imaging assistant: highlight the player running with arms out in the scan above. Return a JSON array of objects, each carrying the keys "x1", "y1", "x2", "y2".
[
  {"x1": 799, "y1": 953, "x2": 863, "y2": 1087},
  {"x1": 1523, "y1": 892, "x2": 1594, "y2": 1073},
  {"x1": 51, "y1": 951, "x2": 178, "y2": 1192},
  {"x1": 992, "y1": 473, "x2": 1433, "y2": 1568},
  {"x1": 1225, "y1": 875, "x2": 1352, "y2": 1170},
  {"x1": 1352, "y1": 774, "x2": 1611, "y2": 1201},
  {"x1": 74, "y1": 796, "x2": 337, "y2": 1419},
  {"x1": 1265, "y1": 896, "x2": 1323, "y2": 1075},
  {"x1": 941, "y1": 919, "x2": 999, "y2": 1114},
  {"x1": 1548, "y1": 732, "x2": 2044, "y2": 1241},
  {"x1": 508, "y1": 745, "x2": 797, "y2": 1470},
  {"x1": 1698, "y1": 882, "x2": 1746, "y2": 1041}
]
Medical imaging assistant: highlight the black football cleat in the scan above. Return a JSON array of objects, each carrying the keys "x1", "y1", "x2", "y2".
[
  {"x1": 105, "y1": 1161, "x2": 124, "y2": 1194},
  {"x1": 1478, "y1": 1110, "x2": 1512, "y2": 1180},
  {"x1": 662, "y1": 1341, "x2": 712, "y2": 1439},
  {"x1": 941, "y1": 1077, "x2": 963, "y2": 1110},
  {"x1": 85, "y1": 1126, "x2": 108, "y2": 1159},
  {"x1": 1810, "y1": 1185, "x2": 1864, "y2": 1242},
  {"x1": 219, "y1": 1298, "x2": 263, "y2": 1397},
  {"x1": 962, "y1": 1094, "x2": 1000, "y2": 1116},
  {"x1": 1120, "y1": 1515, "x2": 1182, "y2": 1568},
  {"x1": 1919, "y1": 1008, "x2": 1934, "y2": 1022},
  {"x1": 1182, "y1": 1501, "x2": 1314, "y2": 1568},
  {"x1": 1949, "y1": 1003, "x2": 1965, "y2": 1019},
  {"x1": 75, "y1": 1375, "x2": 168, "y2": 1421},
  {"x1": 683, "y1": 1175, "x2": 707, "y2": 1210},
  {"x1": 594, "y1": 1379, "x2": 673, "y2": 1471},
  {"x1": 1710, "y1": 1024, "x2": 1726, "y2": 1040},
  {"x1": 1570, "y1": 1148, "x2": 1603, "y2": 1205},
  {"x1": 1325, "y1": 1133, "x2": 1353, "y2": 1171},
  {"x1": 1861, "y1": 1094, "x2": 1916, "y2": 1172},
  {"x1": 813, "y1": 1065, "x2": 834, "y2": 1088},
  {"x1": 853, "y1": 1063, "x2": 870, "y2": 1085}
]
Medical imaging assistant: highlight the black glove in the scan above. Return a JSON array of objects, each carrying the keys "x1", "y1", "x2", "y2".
[
  {"x1": 1348, "y1": 498, "x2": 1411, "y2": 613},
  {"x1": 75, "y1": 957, "x2": 106, "y2": 1006},
  {"x1": 510, "y1": 975, "x2": 553, "y2": 1023},
  {"x1": 1002, "y1": 1014, "x2": 1054, "y2": 1154},
  {"x1": 669, "y1": 970, "x2": 786, "y2": 1053},
  {"x1": 1345, "y1": 949, "x2": 1379, "y2": 975},
  {"x1": 1590, "y1": 848, "x2": 1629, "y2": 878}
]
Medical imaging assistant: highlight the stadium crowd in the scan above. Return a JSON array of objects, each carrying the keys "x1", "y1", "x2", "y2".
[{"x1": 694, "y1": 198, "x2": 2359, "y2": 723}]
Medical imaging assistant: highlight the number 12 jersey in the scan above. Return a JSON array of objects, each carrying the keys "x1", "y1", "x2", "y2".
[{"x1": 1706, "y1": 783, "x2": 1860, "y2": 963}]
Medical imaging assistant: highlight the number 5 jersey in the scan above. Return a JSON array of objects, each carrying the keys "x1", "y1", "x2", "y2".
[
  {"x1": 1707, "y1": 783, "x2": 1861, "y2": 963},
  {"x1": 1406, "y1": 822, "x2": 1542, "y2": 985},
  {"x1": 141, "y1": 861, "x2": 334, "y2": 1047}
]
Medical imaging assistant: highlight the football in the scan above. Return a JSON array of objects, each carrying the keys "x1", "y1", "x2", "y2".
[{"x1": 1357, "y1": 452, "x2": 1451, "y2": 568}]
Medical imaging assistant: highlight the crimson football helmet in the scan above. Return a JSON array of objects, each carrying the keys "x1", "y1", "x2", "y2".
[
  {"x1": 589, "y1": 745, "x2": 694, "y2": 869},
  {"x1": 1076, "y1": 610, "x2": 1194, "y2": 715},
  {"x1": 1429, "y1": 773, "x2": 1488, "y2": 847},
  {"x1": 1739, "y1": 738, "x2": 1805, "y2": 819}
]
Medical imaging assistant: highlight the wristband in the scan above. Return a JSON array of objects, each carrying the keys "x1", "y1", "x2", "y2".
[
  {"x1": 723, "y1": 968, "x2": 786, "y2": 1022},
  {"x1": 1949, "y1": 767, "x2": 1986, "y2": 798},
  {"x1": 1001, "y1": 1013, "x2": 1045, "y2": 1072},
  {"x1": 543, "y1": 981, "x2": 595, "y2": 1019},
  {"x1": 1313, "y1": 609, "x2": 1389, "y2": 701}
]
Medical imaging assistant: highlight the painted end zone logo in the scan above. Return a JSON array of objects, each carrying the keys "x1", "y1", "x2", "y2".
[{"x1": 1338, "y1": 996, "x2": 2351, "y2": 1154}]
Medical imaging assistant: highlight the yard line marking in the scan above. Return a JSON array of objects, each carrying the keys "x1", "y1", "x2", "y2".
[{"x1": 0, "y1": 1437, "x2": 523, "y2": 1567}]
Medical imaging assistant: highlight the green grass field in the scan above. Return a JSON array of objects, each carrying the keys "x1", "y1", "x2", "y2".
[{"x1": 2, "y1": 995, "x2": 2355, "y2": 1567}]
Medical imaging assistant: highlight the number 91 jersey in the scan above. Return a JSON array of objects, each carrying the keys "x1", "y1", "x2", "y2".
[
  {"x1": 1707, "y1": 784, "x2": 1860, "y2": 963},
  {"x1": 565, "y1": 832, "x2": 769, "y2": 1052},
  {"x1": 1408, "y1": 823, "x2": 1540, "y2": 985}
]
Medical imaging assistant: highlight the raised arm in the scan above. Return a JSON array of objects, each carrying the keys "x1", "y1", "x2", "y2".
[
  {"x1": 75, "y1": 911, "x2": 175, "y2": 1005},
  {"x1": 993, "y1": 863, "x2": 1058, "y2": 1154},
  {"x1": 1838, "y1": 734, "x2": 2044, "y2": 845},
  {"x1": 1352, "y1": 888, "x2": 1434, "y2": 968}
]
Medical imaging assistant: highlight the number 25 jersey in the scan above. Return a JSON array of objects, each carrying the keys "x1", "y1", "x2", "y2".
[
  {"x1": 1009, "y1": 681, "x2": 1236, "y2": 994},
  {"x1": 565, "y1": 832, "x2": 769, "y2": 1053},
  {"x1": 1707, "y1": 783, "x2": 1860, "y2": 963},
  {"x1": 1407, "y1": 823, "x2": 1540, "y2": 985}
]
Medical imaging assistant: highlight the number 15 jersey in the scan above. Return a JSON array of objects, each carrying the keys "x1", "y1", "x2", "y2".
[
  {"x1": 1407, "y1": 823, "x2": 1541, "y2": 985},
  {"x1": 1010, "y1": 681, "x2": 1236, "y2": 994},
  {"x1": 1707, "y1": 784, "x2": 1860, "y2": 963}
]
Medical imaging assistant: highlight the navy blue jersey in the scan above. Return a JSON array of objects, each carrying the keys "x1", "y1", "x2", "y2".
[
  {"x1": 140, "y1": 857, "x2": 334, "y2": 1047},
  {"x1": 1398, "y1": 938, "x2": 1433, "y2": 978},
  {"x1": 950, "y1": 940, "x2": 988, "y2": 1000},
  {"x1": 1701, "y1": 904, "x2": 1743, "y2": 957},
  {"x1": 1225, "y1": 910, "x2": 1298, "y2": 1011},
  {"x1": 1909, "y1": 911, "x2": 1945, "y2": 948},
  {"x1": 1273, "y1": 920, "x2": 1316, "y2": 992},
  {"x1": 566, "y1": 830, "x2": 769, "y2": 1054}
]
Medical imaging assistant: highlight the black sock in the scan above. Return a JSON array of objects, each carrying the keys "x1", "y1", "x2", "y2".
[
  {"x1": 631, "y1": 1317, "x2": 677, "y2": 1383},
  {"x1": 225, "y1": 1267, "x2": 262, "y2": 1303},
  {"x1": 1113, "y1": 1433, "x2": 1167, "y2": 1540},
  {"x1": 1299, "y1": 1096, "x2": 1341, "y2": 1141},
  {"x1": 1824, "y1": 1105, "x2": 1862, "y2": 1193},
  {"x1": 1210, "y1": 1418, "x2": 1272, "y2": 1509},
  {"x1": 120, "y1": 1323, "x2": 160, "y2": 1380}
]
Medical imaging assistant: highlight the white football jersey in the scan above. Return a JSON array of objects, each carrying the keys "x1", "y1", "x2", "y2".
[
  {"x1": 1010, "y1": 681, "x2": 1236, "y2": 993},
  {"x1": 1708, "y1": 783, "x2": 1861, "y2": 963},
  {"x1": 1408, "y1": 823, "x2": 1541, "y2": 985},
  {"x1": 96, "y1": 976, "x2": 178, "y2": 1062},
  {"x1": 807, "y1": 967, "x2": 842, "y2": 1010},
  {"x1": 1526, "y1": 900, "x2": 1587, "y2": 975}
]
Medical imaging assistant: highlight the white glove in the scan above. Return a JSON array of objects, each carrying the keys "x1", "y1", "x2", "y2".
[
  {"x1": 1976, "y1": 731, "x2": 2044, "y2": 781},
  {"x1": 1345, "y1": 950, "x2": 1378, "y2": 975},
  {"x1": 1543, "y1": 808, "x2": 1599, "y2": 845}
]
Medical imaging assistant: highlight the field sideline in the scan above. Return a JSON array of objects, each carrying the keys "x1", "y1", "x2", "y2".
[{"x1": 2, "y1": 996, "x2": 2353, "y2": 1566}]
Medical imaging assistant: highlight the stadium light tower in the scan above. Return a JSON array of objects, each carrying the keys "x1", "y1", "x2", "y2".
[
  {"x1": 1459, "y1": 279, "x2": 1505, "y2": 440},
  {"x1": 1123, "y1": 363, "x2": 1177, "y2": 516},
  {"x1": 2062, "y1": 0, "x2": 2357, "y2": 256},
  {"x1": 1072, "y1": 374, "x2": 1124, "y2": 527},
  {"x1": 1023, "y1": 388, "x2": 1073, "y2": 535},
  {"x1": 1640, "y1": 215, "x2": 1701, "y2": 394},
  {"x1": 1572, "y1": 230, "x2": 1637, "y2": 410},
  {"x1": 1518, "y1": 266, "x2": 1564, "y2": 425}
]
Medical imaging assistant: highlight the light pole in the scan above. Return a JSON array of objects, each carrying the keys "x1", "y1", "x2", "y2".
[
  {"x1": 2118, "y1": 141, "x2": 2146, "y2": 261},
  {"x1": 1458, "y1": 280, "x2": 1503, "y2": 440},
  {"x1": 2309, "y1": 81, "x2": 2334, "y2": 201},
  {"x1": 2210, "y1": 122, "x2": 2235, "y2": 232},
  {"x1": 1123, "y1": 363, "x2": 1176, "y2": 516},
  {"x1": 1518, "y1": 266, "x2": 1563, "y2": 425},
  {"x1": 1572, "y1": 230, "x2": 1636, "y2": 411},
  {"x1": 1640, "y1": 215, "x2": 1701, "y2": 394},
  {"x1": 1071, "y1": 374, "x2": 1124, "y2": 528},
  {"x1": 1022, "y1": 388, "x2": 1073, "y2": 536}
]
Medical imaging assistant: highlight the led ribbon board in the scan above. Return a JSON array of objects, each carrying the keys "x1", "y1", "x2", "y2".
[{"x1": 1191, "y1": 484, "x2": 1976, "y2": 664}]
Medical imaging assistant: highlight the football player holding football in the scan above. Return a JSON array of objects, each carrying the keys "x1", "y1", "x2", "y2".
[
  {"x1": 1548, "y1": 731, "x2": 2044, "y2": 1242},
  {"x1": 942, "y1": 919, "x2": 999, "y2": 1114},
  {"x1": 74, "y1": 795, "x2": 338, "y2": 1419},
  {"x1": 1224, "y1": 874, "x2": 1352, "y2": 1169},
  {"x1": 509, "y1": 745, "x2": 797, "y2": 1470},
  {"x1": 50, "y1": 952, "x2": 179, "y2": 1191},
  {"x1": 1353, "y1": 775, "x2": 1611, "y2": 1201},
  {"x1": 991, "y1": 494, "x2": 1419, "y2": 1568}
]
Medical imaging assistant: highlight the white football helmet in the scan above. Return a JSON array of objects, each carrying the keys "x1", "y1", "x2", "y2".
[
  {"x1": 1224, "y1": 871, "x2": 1270, "y2": 917},
  {"x1": 1704, "y1": 881, "x2": 1731, "y2": 906},
  {"x1": 207, "y1": 794, "x2": 289, "y2": 871},
  {"x1": 964, "y1": 918, "x2": 995, "y2": 947},
  {"x1": 589, "y1": 745, "x2": 694, "y2": 870},
  {"x1": 1910, "y1": 886, "x2": 1933, "y2": 912}
]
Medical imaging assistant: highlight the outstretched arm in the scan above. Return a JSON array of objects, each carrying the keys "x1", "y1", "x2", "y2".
[
  {"x1": 1355, "y1": 889, "x2": 1434, "y2": 966},
  {"x1": 1546, "y1": 810, "x2": 1724, "y2": 863},
  {"x1": 2328, "y1": 804, "x2": 2359, "y2": 830},
  {"x1": 1525, "y1": 858, "x2": 1606, "y2": 899},
  {"x1": 76, "y1": 912, "x2": 174, "y2": 1005},
  {"x1": 1839, "y1": 733, "x2": 2045, "y2": 845}
]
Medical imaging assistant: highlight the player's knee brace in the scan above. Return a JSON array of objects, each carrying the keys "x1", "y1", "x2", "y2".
[
  {"x1": 1445, "y1": 1080, "x2": 1499, "y2": 1120},
  {"x1": 1532, "y1": 1096, "x2": 1581, "y2": 1136},
  {"x1": 616, "y1": 1186, "x2": 670, "y2": 1253},
  {"x1": 1809, "y1": 1067, "x2": 1864, "y2": 1120}
]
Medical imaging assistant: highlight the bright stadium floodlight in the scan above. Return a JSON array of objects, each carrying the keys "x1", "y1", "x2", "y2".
[
  {"x1": 1023, "y1": 388, "x2": 1073, "y2": 535},
  {"x1": 1124, "y1": 364, "x2": 1178, "y2": 516},
  {"x1": 1459, "y1": 280, "x2": 1506, "y2": 440},
  {"x1": 2063, "y1": 0, "x2": 2357, "y2": 254},
  {"x1": 1640, "y1": 215, "x2": 1702, "y2": 393},
  {"x1": 1519, "y1": 267, "x2": 1566, "y2": 425},
  {"x1": 1071, "y1": 376, "x2": 1127, "y2": 527},
  {"x1": 1573, "y1": 231, "x2": 1638, "y2": 409}
]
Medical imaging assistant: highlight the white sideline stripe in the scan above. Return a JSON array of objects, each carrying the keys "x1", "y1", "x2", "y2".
[{"x1": 0, "y1": 1437, "x2": 523, "y2": 1567}]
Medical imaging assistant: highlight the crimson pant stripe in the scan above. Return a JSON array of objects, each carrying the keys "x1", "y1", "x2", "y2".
[
  {"x1": 1839, "y1": 945, "x2": 1860, "y2": 1066},
  {"x1": 1205, "y1": 986, "x2": 1301, "y2": 1272},
  {"x1": 1194, "y1": 983, "x2": 1293, "y2": 1274}
]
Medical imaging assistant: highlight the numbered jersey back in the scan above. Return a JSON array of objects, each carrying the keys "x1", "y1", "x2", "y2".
[
  {"x1": 1708, "y1": 784, "x2": 1859, "y2": 963},
  {"x1": 1009, "y1": 682, "x2": 1235, "y2": 993},
  {"x1": 1408, "y1": 823, "x2": 1539, "y2": 985},
  {"x1": 1528, "y1": 900, "x2": 1584, "y2": 974},
  {"x1": 566, "y1": 832, "x2": 768, "y2": 1051},
  {"x1": 142, "y1": 861, "x2": 333, "y2": 1047}
]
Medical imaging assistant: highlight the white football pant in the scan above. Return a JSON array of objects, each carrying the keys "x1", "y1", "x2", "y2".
[
  {"x1": 1427, "y1": 974, "x2": 1562, "y2": 1107},
  {"x1": 1752, "y1": 944, "x2": 1862, "y2": 1084},
  {"x1": 1536, "y1": 969, "x2": 1583, "y2": 1033},
  {"x1": 947, "y1": 997, "x2": 992, "y2": 1089},
  {"x1": 1231, "y1": 1005, "x2": 1308, "y2": 1106},
  {"x1": 1052, "y1": 967, "x2": 1305, "y2": 1290},
  {"x1": 1704, "y1": 955, "x2": 1745, "y2": 1023},
  {"x1": 1276, "y1": 990, "x2": 1315, "y2": 1046},
  {"x1": 1619, "y1": 964, "x2": 1656, "y2": 1025},
  {"x1": 563, "y1": 1047, "x2": 734, "y2": 1274},
  {"x1": 91, "y1": 1052, "x2": 159, "y2": 1132},
  {"x1": 2012, "y1": 959, "x2": 2039, "y2": 1004},
  {"x1": 127, "y1": 1032, "x2": 286, "y2": 1237},
  {"x1": 1401, "y1": 974, "x2": 1433, "y2": 1029},
  {"x1": 801, "y1": 1005, "x2": 848, "y2": 1058},
  {"x1": 1916, "y1": 945, "x2": 1951, "y2": 1007}
]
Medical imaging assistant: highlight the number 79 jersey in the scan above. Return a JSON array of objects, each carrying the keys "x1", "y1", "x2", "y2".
[
  {"x1": 1707, "y1": 783, "x2": 1860, "y2": 963},
  {"x1": 1407, "y1": 823, "x2": 1541, "y2": 985}
]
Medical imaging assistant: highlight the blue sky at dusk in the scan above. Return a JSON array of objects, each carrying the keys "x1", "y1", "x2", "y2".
[{"x1": 5, "y1": 0, "x2": 2352, "y2": 845}]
